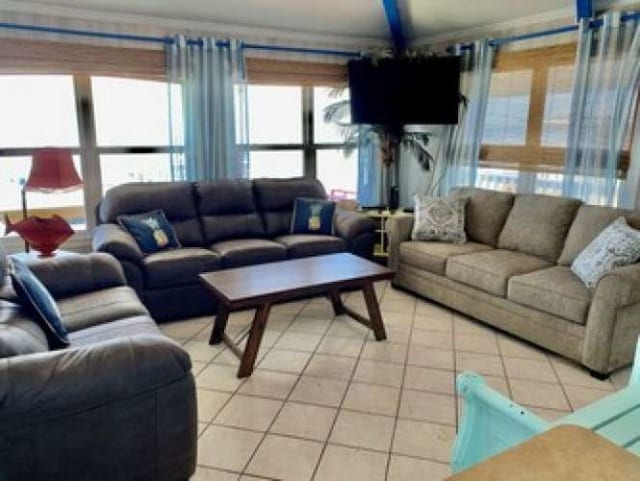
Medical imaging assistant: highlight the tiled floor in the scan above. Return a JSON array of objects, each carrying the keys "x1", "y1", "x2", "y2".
[{"x1": 160, "y1": 282, "x2": 631, "y2": 481}]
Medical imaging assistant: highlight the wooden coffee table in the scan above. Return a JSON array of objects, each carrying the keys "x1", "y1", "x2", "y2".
[{"x1": 200, "y1": 253, "x2": 394, "y2": 378}]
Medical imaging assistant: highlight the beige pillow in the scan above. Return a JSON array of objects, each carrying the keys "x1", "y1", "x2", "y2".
[{"x1": 412, "y1": 195, "x2": 467, "y2": 244}]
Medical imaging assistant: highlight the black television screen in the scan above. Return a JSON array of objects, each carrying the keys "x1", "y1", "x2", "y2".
[{"x1": 347, "y1": 56, "x2": 461, "y2": 125}]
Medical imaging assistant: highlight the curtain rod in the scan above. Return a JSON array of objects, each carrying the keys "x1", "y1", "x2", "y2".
[{"x1": 0, "y1": 20, "x2": 362, "y2": 57}]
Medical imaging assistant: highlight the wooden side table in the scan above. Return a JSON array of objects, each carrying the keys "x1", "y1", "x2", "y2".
[
  {"x1": 446, "y1": 425, "x2": 640, "y2": 481},
  {"x1": 364, "y1": 209, "x2": 402, "y2": 258}
]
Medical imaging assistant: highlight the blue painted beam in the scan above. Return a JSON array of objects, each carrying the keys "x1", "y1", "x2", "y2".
[
  {"x1": 381, "y1": 0, "x2": 407, "y2": 52},
  {"x1": 576, "y1": 0, "x2": 593, "y2": 20}
]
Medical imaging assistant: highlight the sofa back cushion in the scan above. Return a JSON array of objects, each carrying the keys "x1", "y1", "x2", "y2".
[
  {"x1": 253, "y1": 178, "x2": 327, "y2": 237},
  {"x1": 558, "y1": 205, "x2": 640, "y2": 266},
  {"x1": 196, "y1": 180, "x2": 266, "y2": 244},
  {"x1": 99, "y1": 182, "x2": 204, "y2": 247},
  {"x1": 0, "y1": 299, "x2": 50, "y2": 359},
  {"x1": 498, "y1": 193, "x2": 582, "y2": 262},
  {"x1": 450, "y1": 187, "x2": 514, "y2": 246}
]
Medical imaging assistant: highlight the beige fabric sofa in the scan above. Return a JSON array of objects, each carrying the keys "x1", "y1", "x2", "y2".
[{"x1": 387, "y1": 187, "x2": 640, "y2": 377}]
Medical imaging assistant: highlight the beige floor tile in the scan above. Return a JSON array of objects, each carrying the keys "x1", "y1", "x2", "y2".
[
  {"x1": 387, "y1": 454, "x2": 451, "y2": 481},
  {"x1": 550, "y1": 356, "x2": 615, "y2": 390},
  {"x1": 497, "y1": 335, "x2": 548, "y2": 360},
  {"x1": 245, "y1": 434, "x2": 323, "y2": 481},
  {"x1": 343, "y1": 382, "x2": 400, "y2": 416},
  {"x1": 453, "y1": 315, "x2": 494, "y2": 336},
  {"x1": 214, "y1": 394, "x2": 282, "y2": 431},
  {"x1": 407, "y1": 346, "x2": 454, "y2": 370},
  {"x1": 411, "y1": 330, "x2": 454, "y2": 349},
  {"x1": 325, "y1": 318, "x2": 369, "y2": 338},
  {"x1": 198, "y1": 425, "x2": 262, "y2": 471},
  {"x1": 191, "y1": 361, "x2": 208, "y2": 376},
  {"x1": 183, "y1": 339, "x2": 224, "y2": 363},
  {"x1": 361, "y1": 341, "x2": 408, "y2": 364},
  {"x1": 316, "y1": 336, "x2": 364, "y2": 357},
  {"x1": 160, "y1": 318, "x2": 208, "y2": 339},
  {"x1": 404, "y1": 366, "x2": 455, "y2": 395},
  {"x1": 526, "y1": 405, "x2": 571, "y2": 421},
  {"x1": 503, "y1": 357, "x2": 558, "y2": 383},
  {"x1": 198, "y1": 389, "x2": 232, "y2": 422},
  {"x1": 263, "y1": 313, "x2": 295, "y2": 331},
  {"x1": 510, "y1": 379, "x2": 570, "y2": 410},
  {"x1": 298, "y1": 302, "x2": 335, "y2": 320},
  {"x1": 381, "y1": 298, "x2": 416, "y2": 313},
  {"x1": 610, "y1": 366, "x2": 632, "y2": 390},
  {"x1": 380, "y1": 325, "x2": 412, "y2": 344},
  {"x1": 303, "y1": 353, "x2": 357, "y2": 380},
  {"x1": 237, "y1": 369, "x2": 298, "y2": 400},
  {"x1": 274, "y1": 331, "x2": 323, "y2": 352},
  {"x1": 258, "y1": 349, "x2": 312, "y2": 374},
  {"x1": 270, "y1": 402, "x2": 337, "y2": 441},
  {"x1": 392, "y1": 419, "x2": 456, "y2": 462},
  {"x1": 382, "y1": 311, "x2": 414, "y2": 329},
  {"x1": 287, "y1": 317, "x2": 332, "y2": 335},
  {"x1": 191, "y1": 466, "x2": 240, "y2": 481},
  {"x1": 456, "y1": 352, "x2": 504, "y2": 376},
  {"x1": 314, "y1": 444, "x2": 388, "y2": 481},
  {"x1": 271, "y1": 301, "x2": 306, "y2": 316},
  {"x1": 563, "y1": 384, "x2": 612, "y2": 410},
  {"x1": 197, "y1": 363, "x2": 244, "y2": 392},
  {"x1": 353, "y1": 359, "x2": 405, "y2": 387},
  {"x1": 290, "y1": 376, "x2": 349, "y2": 407},
  {"x1": 330, "y1": 409, "x2": 395, "y2": 451},
  {"x1": 481, "y1": 375, "x2": 511, "y2": 397},
  {"x1": 399, "y1": 389, "x2": 456, "y2": 425},
  {"x1": 454, "y1": 333, "x2": 499, "y2": 355},
  {"x1": 238, "y1": 476, "x2": 263, "y2": 481},
  {"x1": 197, "y1": 422, "x2": 208, "y2": 437},
  {"x1": 413, "y1": 313, "x2": 453, "y2": 332}
]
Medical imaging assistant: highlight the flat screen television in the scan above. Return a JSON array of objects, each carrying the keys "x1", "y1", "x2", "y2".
[{"x1": 347, "y1": 56, "x2": 461, "y2": 126}]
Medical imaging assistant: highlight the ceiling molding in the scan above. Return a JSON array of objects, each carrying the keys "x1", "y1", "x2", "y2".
[
  {"x1": 410, "y1": 5, "x2": 575, "y2": 47},
  {"x1": 0, "y1": 0, "x2": 389, "y2": 49}
]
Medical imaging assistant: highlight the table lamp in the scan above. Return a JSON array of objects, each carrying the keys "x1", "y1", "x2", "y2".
[{"x1": 4, "y1": 148, "x2": 83, "y2": 256}]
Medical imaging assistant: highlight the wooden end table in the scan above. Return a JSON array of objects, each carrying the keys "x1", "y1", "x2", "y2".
[{"x1": 199, "y1": 253, "x2": 394, "y2": 378}]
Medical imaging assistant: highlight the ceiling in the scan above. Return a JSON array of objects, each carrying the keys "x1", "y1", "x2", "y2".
[{"x1": 1, "y1": 0, "x2": 634, "y2": 45}]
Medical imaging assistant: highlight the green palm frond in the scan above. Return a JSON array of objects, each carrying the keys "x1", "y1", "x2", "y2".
[{"x1": 323, "y1": 99, "x2": 352, "y2": 126}]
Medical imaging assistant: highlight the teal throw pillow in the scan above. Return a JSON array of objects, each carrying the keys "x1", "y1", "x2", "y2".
[
  {"x1": 10, "y1": 258, "x2": 69, "y2": 349},
  {"x1": 290, "y1": 198, "x2": 336, "y2": 235},
  {"x1": 117, "y1": 209, "x2": 181, "y2": 254}
]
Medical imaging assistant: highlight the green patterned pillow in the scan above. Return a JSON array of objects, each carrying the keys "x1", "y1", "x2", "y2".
[
  {"x1": 412, "y1": 195, "x2": 468, "y2": 244},
  {"x1": 572, "y1": 217, "x2": 640, "y2": 288}
]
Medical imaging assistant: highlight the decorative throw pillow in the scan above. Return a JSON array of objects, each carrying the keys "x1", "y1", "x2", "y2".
[
  {"x1": 10, "y1": 258, "x2": 69, "y2": 349},
  {"x1": 412, "y1": 194, "x2": 468, "y2": 243},
  {"x1": 290, "y1": 198, "x2": 336, "y2": 235},
  {"x1": 117, "y1": 209, "x2": 181, "y2": 254},
  {"x1": 571, "y1": 217, "x2": 640, "y2": 289}
]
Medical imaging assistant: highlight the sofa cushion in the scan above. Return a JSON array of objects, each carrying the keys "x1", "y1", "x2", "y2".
[
  {"x1": 68, "y1": 315, "x2": 160, "y2": 347},
  {"x1": 498, "y1": 193, "x2": 582, "y2": 262},
  {"x1": 558, "y1": 205, "x2": 640, "y2": 266},
  {"x1": 412, "y1": 195, "x2": 467, "y2": 243},
  {"x1": 451, "y1": 187, "x2": 515, "y2": 247},
  {"x1": 57, "y1": 286, "x2": 149, "y2": 332},
  {"x1": 446, "y1": 250, "x2": 552, "y2": 297},
  {"x1": 253, "y1": 177, "x2": 327, "y2": 237},
  {"x1": 211, "y1": 239, "x2": 287, "y2": 268},
  {"x1": 275, "y1": 234, "x2": 346, "y2": 259},
  {"x1": 117, "y1": 209, "x2": 181, "y2": 253},
  {"x1": 196, "y1": 180, "x2": 266, "y2": 244},
  {"x1": 290, "y1": 198, "x2": 336, "y2": 235},
  {"x1": 0, "y1": 299, "x2": 49, "y2": 358},
  {"x1": 143, "y1": 247, "x2": 222, "y2": 289},
  {"x1": 399, "y1": 241, "x2": 493, "y2": 275},
  {"x1": 508, "y1": 266, "x2": 591, "y2": 324},
  {"x1": 99, "y1": 182, "x2": 204, "y2": 247}
]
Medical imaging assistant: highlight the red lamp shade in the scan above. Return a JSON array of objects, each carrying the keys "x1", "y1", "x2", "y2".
[{"x1": 25, "y1": 148, "x2": 83, "y2": 192}]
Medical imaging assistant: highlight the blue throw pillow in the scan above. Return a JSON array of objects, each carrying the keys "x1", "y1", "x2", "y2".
[
  {"x1": 117, "y1": 209, "x2": 181, "y2": 254},
  {"x1": 10, "y1": 258, "x2": 69, "y2": 349},
  {"x1": 290, "y1": 198, "x2": 336, "y2": 235}
]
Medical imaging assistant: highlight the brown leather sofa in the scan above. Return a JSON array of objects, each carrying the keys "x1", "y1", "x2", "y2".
[
  {"x1": 0, "y1": 248, "x2": 196, "y2": 480},
  {"x1": 388, "y1": 187, "x2": 640, "y2": 377},
  {"x1": 93, "y1": 177, "x2": 376, "y2": 321}
]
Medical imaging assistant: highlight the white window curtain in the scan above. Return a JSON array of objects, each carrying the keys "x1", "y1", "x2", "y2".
[
  {"x1": 438, "y1": 39, "x2": 495, "y2": 195},
  {"x1": 166, "y1": 35, "x2": 250, "y2": 181},
  {"x1": 563, "y1": 13, "x2": 640, "y2": 207}
]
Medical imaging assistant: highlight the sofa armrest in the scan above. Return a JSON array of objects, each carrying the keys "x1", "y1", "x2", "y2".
[
  {"x1": 333, "y1": 209, "x2": 375, "y2": 240},
  {"x1": 92, "y1": 223, "x2": 144, "y2": 266},
  {"x1": 25, "y1": 252, "x2": 127, "y2": 299},
  {"x1": 583, "y1": 263, "x2": 640, "y2": 374},
  {"x1": 0, "y1": 334, "x2": 191, "y2": 423},
  {"x1": 386, "y1": 214, "x2": 414, "y2": 271}
]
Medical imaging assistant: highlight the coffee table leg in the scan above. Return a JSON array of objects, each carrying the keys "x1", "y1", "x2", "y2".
[
  {"x1": 329, "y1": 290, "x2": 345, "y2": 315},
  {"x1": 363, "y1": 282, "x2": 387, "y2": 341},
  {"x1": 209, "y1": 304, "x2": 230, "y2": 345},
  {"x1": 237, "y1": 303, "x2": 272, "y2": 378}
]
